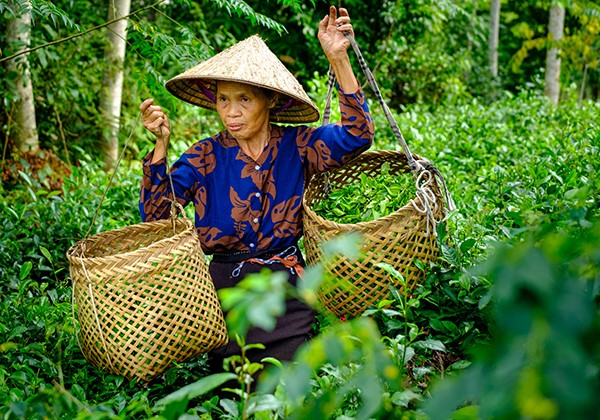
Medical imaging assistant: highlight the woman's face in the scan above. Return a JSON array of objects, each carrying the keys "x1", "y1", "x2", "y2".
[{"x1": 216, "y1": 81, "x2": 275, "y2": 144}]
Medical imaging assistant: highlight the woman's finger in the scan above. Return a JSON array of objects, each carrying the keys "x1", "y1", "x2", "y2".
[
  {"x1": 139, "y1": 98, "x2": 154, "y2": 112},
  {"x1": 328, "y1": 5, "x2": 338, "y2": 28}
]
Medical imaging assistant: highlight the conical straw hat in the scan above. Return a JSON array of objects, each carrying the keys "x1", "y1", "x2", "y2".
[{"x1": 165, "y1": 35, "x2": 319, "y2": 124}]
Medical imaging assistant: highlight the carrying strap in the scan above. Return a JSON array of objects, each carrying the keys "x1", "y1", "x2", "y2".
[
  {"x1": 322, "y1": 33, "x2": 456, "y2": 233},
  {"x1": 85, "y1": 116, "x2": 183, "y2": 239}
]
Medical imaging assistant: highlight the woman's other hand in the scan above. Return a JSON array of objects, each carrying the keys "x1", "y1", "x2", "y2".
[{"x1": 140, "y1": 98, "x2": 170, "y2": 162}]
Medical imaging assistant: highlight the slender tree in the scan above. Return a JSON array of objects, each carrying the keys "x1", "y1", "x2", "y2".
[
  {"x1": 5, "y1": 0, "x2": 39, "y2": 152},
  {"x1": 99, "y1": 0, "x2": 131, "y2": 170},
  {"x1": 489, "y1": 0, "x2": 501, "y2": 79},
  {"x1": 545, "y1": 2, "x2": 565, "y2": 106}
]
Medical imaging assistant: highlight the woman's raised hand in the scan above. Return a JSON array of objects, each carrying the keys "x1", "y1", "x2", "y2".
[
  {"x1": 317, "y1": 6, "x2": 359, "y2": 93},
  {"x1": 318, "y1": 6, "x2": 354, "y2": 62}
]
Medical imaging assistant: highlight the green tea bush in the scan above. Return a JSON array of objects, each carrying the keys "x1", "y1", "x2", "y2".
[
  {"x1": 370, "y1": 90, "x2": 600, "y2": 257},
  {"x1": 0, "y1": 158, "x2": 148, "y2": 418},
  {"x1": 0, "y1": 159, "x2": 140, "y2": 290},
  {"x1": 425, "y1": 221, "x2": 600, "y2": 419},
  {"x1": 1, "y1": 89, "x2": 599, "y2": 419}
]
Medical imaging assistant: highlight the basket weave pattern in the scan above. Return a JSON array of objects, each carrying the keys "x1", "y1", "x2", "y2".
[
  {"x1": 303, "y1": 150, "x2": 445, "y2": 318},
  {"x1": 67, "y1": 218, "x2": 228, "y2": 382}
]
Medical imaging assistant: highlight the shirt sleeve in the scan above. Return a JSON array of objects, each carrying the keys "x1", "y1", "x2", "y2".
[
  {"x1": 139, "y1": 149, "x2": 200, "y2": 222},
  {"x1": 297, "y1": 86, "x2": 374, "y2": 177}
]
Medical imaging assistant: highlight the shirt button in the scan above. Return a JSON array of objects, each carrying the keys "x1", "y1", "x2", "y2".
[
  {"x1": 253, "y1": 218, "x2": 259, "y2": 223},
  {"x1": 255, "y1": 165, "x2": 260, "y2": 170},
  {"x1": 249, "y1": 243, "x2": 255, "y2": 248},
  {"x1": 255, "y1": 192, "x2": 261, "y2": 198}
]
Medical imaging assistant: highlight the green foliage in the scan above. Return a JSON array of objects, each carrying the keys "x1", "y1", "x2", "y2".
[
  {"x1": 425, "y1": 221, "x2": 600, "y2": 419},
  {"x1": 211, "y1": 0, "x2": 288, "y2": 35},
  {"x1": 1, "y1": 35, "x2": 600, "y2": 417},
  {"x1": 0, "y1": 0, "x2": 78, "y2": 30},
  {"x1": 374, "y1": 89, "x2": 600, "y2": 260},
  {"x1": 271, "y1": 317, "x2": 403, "y2": 420},
  {"x1": 153, "y1": 372, "x2": 237, "y2": 418},
  {"x1": 29, "y1": 0, "x2": 80, "y2": 29},
  {"x1": 0, "y1": 160, "x2": 139, "y2": 290},
  {"x1": 219, "y1": 270, "x2": 289, "y2": 338},
  {"x1": 502, "y1": 0, "x2": 600, "y2": 100},
  {"x1": 351, "y1": 0, "x2": 486, "y2": 106},
  {"x1": 312, "y1": 162, "x2": 417, "y2": 223},
  {"x1": 0, "y1": 0, "x2": 302, "y2": 168}
]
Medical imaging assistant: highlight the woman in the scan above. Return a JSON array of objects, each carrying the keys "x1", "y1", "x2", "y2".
[{"x1": 139, "y1": 6, "x2": 373, "y2": 375}]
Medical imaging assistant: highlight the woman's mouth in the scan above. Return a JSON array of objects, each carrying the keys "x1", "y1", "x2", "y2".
[{"x1": 227, "y1": 123, "x2": 243, "y2": 131}]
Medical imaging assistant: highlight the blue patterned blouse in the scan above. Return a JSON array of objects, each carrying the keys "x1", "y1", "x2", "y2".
[{"x1": 140, "y1": 87, "x2": 374, "y2": 254}]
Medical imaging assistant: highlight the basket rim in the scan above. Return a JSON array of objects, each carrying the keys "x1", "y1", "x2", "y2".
[
  {"x1": 302, "y1": 150, "x2": 443, "y2": 230},
  {"x1": 66, "y1": 217, "x2": 197, "y2": 263}
]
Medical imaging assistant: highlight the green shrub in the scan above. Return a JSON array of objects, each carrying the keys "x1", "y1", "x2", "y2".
[
  {"x1": 425, "y1": 221, "x2": 600, "y2": 419},
  {"x1": 0, "y1": 160, "x2": 140, "y2": 289},
  {"x1": 1, "y1": 89, "x2": 599, "y2": 418}
]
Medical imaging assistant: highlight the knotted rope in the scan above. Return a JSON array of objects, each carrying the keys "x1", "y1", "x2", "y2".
[{"x1": 322, "y1": 33, "x2": 456, "y2": 235}]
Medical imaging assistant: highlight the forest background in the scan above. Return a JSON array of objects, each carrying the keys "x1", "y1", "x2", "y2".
[{"x1": 1, "y1": 0, "x2": 599, "y2": 419}]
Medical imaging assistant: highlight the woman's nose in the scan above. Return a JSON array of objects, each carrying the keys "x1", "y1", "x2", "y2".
[{"x1": 227, "y1": 102, "x2": 242, "y2": 117}]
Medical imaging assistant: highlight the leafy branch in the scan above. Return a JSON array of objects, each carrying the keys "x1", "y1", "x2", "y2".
[
  {"x1": 0, "y1": 0, "x2": 168, "y2": 64},
  {"x1": 211, "y1": 0, "x2": 288, "y2": 35},
  {"x1": 0, "y1": 0, "x2": 79, "y2": 29}
]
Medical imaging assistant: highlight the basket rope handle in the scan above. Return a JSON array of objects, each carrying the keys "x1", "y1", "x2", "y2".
[
  {"x1": 84, "y1": 113, "x2": 182, "y2": 239},
  {"x1": 74, "y1": 112, "x2": 183, "y2": 373},
  {"x1": 321, "y1": 35, "x2": 419, "y2": 172},
  {"x1": 321, "y1": 33, "x2": 456, "y2": 227}
]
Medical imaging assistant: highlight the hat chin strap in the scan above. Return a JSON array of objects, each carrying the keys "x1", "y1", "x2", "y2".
[
  {"x1": 196, "y1": 80, "x2": 216, "y2": 103},
  {"x1": 272, "y1": 98, "x2": 294, "y2": 115}
]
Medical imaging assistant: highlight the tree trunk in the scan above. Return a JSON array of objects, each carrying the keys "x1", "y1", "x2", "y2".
[
  {"x1": 99, "y1": 0, "x2": 131, "y2": 170},
  {"x1": 544, "y1": 3, "x2": 565, "y2": 106},
  {"x1": 5, "y1": 1, "x2": 39, "y2": 152},
  {"x1": 489, "y1": 0, "x2": 501, "y2": 79}
]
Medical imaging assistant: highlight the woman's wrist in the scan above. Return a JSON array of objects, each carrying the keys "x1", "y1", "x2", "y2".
[
  {"x1": 329, "y1": 56, "x2": 359, "y2": 93},
  {"x1": 151, "y1": 140, "x2": 168, "y2": 164}
]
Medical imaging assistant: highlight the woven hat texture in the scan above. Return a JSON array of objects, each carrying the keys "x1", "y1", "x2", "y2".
[{"x1": 165, "y1": 35, "x2": 319, "y2": 124}]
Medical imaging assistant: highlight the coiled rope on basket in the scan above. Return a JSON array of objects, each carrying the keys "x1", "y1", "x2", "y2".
[
  {"x1": 66, "y1": 120, "x2": 228, "y2": 383},
  {"x1": 302, "y1": 33, "x2": 456, "y2": 318}
]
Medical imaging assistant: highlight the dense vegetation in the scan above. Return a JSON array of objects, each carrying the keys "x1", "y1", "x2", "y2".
[
  {"x1": 1, "y1": 0, "x2": 599, "y2": 419},
  {"x1": 1, "y1": 87, "x2": 598, "y2": 418}
]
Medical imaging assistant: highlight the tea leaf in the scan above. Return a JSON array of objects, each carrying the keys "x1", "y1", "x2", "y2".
[
  {"x1": 19, "y1": 261, "x2": 33, "y2": 281},
  {"x1": 39, "y1": 246, "x2": 53, "y2": 264}
]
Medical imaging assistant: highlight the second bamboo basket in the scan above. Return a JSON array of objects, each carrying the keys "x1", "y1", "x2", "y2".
[{"x1": 303, "y1": 150, "x2": 446, "y2": 318}]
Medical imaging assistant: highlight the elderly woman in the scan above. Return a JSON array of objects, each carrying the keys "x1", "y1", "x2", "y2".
[{"x1": 139, "y1": 6, "x2": 373, "y2": 374}]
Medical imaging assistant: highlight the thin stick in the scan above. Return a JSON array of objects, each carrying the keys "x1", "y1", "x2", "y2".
[
  {"x1": 54, "y1": 107, "x2": 72, "y2": 168},
  {"x1": 1, "y1": 105, "x2": 14, "y2": 165},
  {"x1": 84, "y1": 112, "x2": 141, "y2": 239}
]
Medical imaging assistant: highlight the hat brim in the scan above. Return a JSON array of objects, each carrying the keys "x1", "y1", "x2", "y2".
[
  {"x1": 164, "y1": 35, "x2": 320, "y2": 124},
  {"x1": 165, "y1": 77, "x2": 320, "y2": 124}
]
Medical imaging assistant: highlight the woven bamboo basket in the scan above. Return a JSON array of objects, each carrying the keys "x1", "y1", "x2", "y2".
[
  {"x1": 303, "y1": 149, "x2": 446, "y2": 318},
  {"x1": 67, "y1": 217, "x2": 228, "y2": 382}
]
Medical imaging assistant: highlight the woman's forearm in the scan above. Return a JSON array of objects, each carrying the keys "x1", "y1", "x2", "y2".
[{"x1": 329, "y1": 56, "x2": 359, "y2": 94}]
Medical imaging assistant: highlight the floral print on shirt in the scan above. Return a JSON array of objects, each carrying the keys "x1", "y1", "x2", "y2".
[{"x1": 140, "y1": 87, "x2": 374, "y2": 254}]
